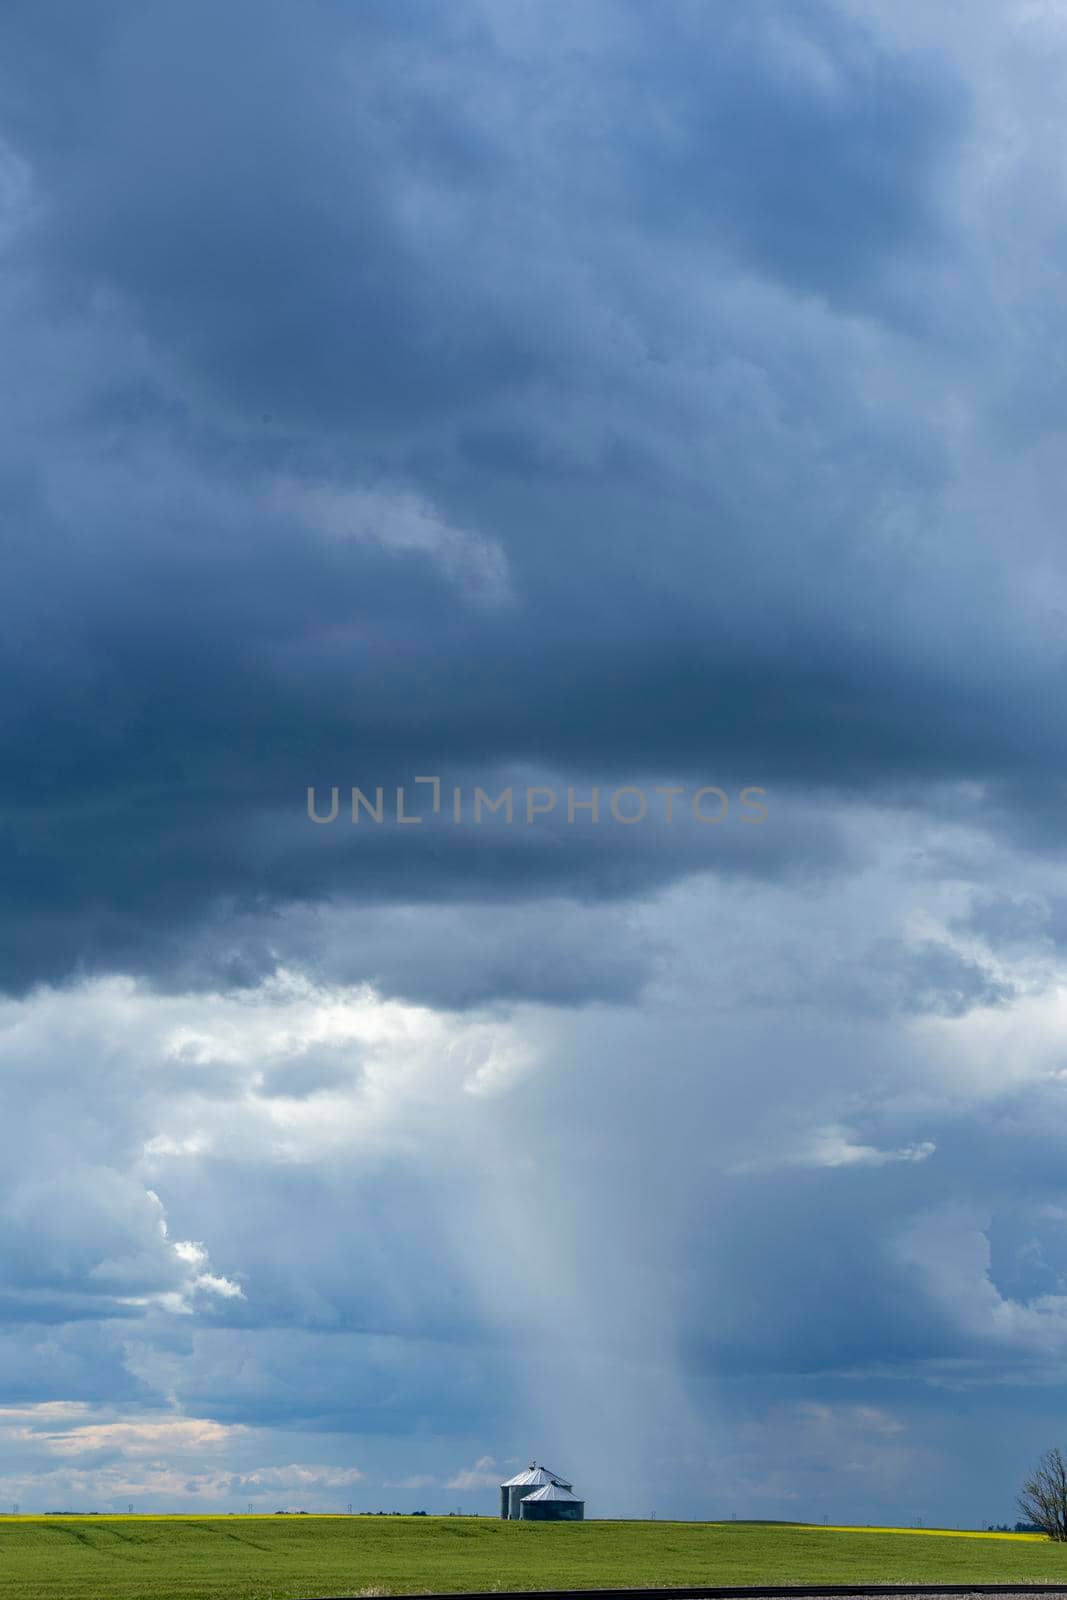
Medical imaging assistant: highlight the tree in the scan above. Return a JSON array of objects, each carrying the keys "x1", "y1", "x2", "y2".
[{"x1": 1018, "y1": 1448, "x2": 1067, "y2": 1540}]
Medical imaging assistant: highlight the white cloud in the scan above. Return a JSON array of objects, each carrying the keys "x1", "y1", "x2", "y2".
[
  {"x1": 275, "y1": 480, "x2": 513, "y2": 607},
  {"x1": 803, "y1": 1125, "x2": 937, "y2": 1170},
  {"x1": 446, "y1": 1455, "x2": 499, "y2": 1490}
]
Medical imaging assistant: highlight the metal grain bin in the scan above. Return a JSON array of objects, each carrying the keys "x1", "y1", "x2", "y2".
[
  {"x1": 519, "y1": 1483, "x2": 585, "y2": 1521},
  {"x1": 499, "y1": 1463, "x2": 572, "y2": 1520}
]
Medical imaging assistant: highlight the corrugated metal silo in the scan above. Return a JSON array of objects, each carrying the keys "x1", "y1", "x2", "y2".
[
  {"x1": 519, "y1": 1482, "x2": 585, "y2": 1521},
  {"x1": 499, "y1": 1463, "x2": 572, "y2": 1520}
]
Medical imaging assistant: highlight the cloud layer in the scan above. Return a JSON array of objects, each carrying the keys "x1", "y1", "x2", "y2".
[{"x1": 3, "y1": 0, "x2": 1067, "y2": 1522}]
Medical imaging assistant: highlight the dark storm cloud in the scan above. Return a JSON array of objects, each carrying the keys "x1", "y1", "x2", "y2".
[
  {"x1": 593, "y1": 0, "x2": 966, "y2": 315},
  {"x1": 1, "y1": 0, "x2": 1042, "y2": 996},
  {"x1": 163, "y1": 897, "x2": 670, "y2": 1011},
  {"x1": 0, "y1": 0, "x2": 962, "y2": 415}
]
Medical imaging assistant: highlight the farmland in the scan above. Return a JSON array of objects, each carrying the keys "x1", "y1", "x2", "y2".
[{"x1": 2, "y1": 1515, "x2": 1067, "y2": 1600}]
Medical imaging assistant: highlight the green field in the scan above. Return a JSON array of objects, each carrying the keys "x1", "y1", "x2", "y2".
[{"x1": 2, "y1": 1516, "x2": 1067, "y2": 1600}]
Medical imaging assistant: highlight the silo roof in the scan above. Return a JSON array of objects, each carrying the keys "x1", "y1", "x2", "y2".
[
  {"x1": 500, "y1": 1463, "x2": 570, "y2": 1488},
  {"x1": 522, "y1": 1483, "x2": 583, "y2": 1502}
]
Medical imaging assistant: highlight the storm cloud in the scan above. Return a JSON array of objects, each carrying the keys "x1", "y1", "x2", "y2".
[{"x1": 1, "y1": 0, "x2": 1067, "y2": 1524}]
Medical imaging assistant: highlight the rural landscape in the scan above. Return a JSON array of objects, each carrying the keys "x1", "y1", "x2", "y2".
[{"x1": 7, "y1": 1, "x2": 1067, "y2": 1598}]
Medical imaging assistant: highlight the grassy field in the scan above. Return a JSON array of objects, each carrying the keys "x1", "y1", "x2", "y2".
[{"x1": 2, "y1": 1515, "x2": 1067, "y2": 1600}]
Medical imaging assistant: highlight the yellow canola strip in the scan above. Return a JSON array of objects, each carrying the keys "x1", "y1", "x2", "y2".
[{"x1": 817, "y1": 1526, "x2": 1045, "y2": 1542}]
